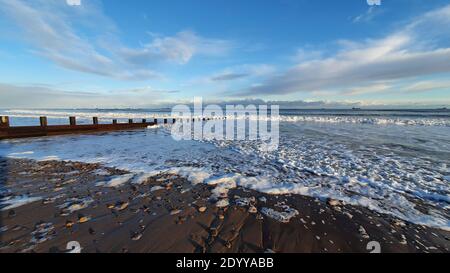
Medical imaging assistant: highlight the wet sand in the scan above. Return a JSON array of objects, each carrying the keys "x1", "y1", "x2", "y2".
[{"x1": 0, "y1": 158, "x2": 449, "y2": 253}]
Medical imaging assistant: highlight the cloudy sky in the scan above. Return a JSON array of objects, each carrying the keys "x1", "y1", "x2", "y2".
[{"x1": 0, "y1": 0, "x2": 450, "y2": 108}]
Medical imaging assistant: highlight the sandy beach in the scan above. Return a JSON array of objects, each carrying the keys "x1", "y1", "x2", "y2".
[{"x1": 1, "y1": 157, "x2": 449, "y2": 253}]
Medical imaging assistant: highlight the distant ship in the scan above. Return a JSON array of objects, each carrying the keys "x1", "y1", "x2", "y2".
[{"x1": 351, "y1": 107, "x2": 362, "y2": 110}]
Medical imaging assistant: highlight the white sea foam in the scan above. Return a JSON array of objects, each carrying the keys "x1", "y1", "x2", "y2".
[
  {"x1": 261, "y1": 204, "x2": 299, "y2": 223},
  {"x1": 167, "y1": 167, "x2": 213, "y2": 185},
  {"x1": 58, "y1": 197, "x2": 94, "y2": 214},
  {"x1": 96, "y1": 174, "x2": 134, "y2": 188},
  {"x1": 0, "y1": 195, "x2": 42, "y2": 210},
  {"x1": 150, "y1": 186, "x2": 165, "y2": 192},
  {"x1": 131, "y1": 172, "x2": 161, "y2": 185}
]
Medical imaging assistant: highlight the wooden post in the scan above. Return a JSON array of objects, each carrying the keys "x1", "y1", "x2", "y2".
[
  {"x1": 113, "y1": 119, "x2": 117, "y2": 124},
  {"x1": 154, "y1": 119, "x2": 158, "y2": 124},
  {"x1": 93, "y1": 117, "x2": 99, "y2": 125},
  {"x1": 40, "y1": 116, "x2": 48, "y2": 127},
  {"x1": 142, "y1": 119, "x2": 147, "y2": 123},
  {"x1": 129, "y1": 119, "x2": 133, "y2": 124},
  {"x1": 0, "y1": 116, "x2": 9, "y2": 128},
  {"x1": 69, "y1": 116, "x2": 76, "y2": 126},
  {"x1": 164, "y1": 119, "x2": 168, "y2": 124},
  {"x1": 172, "y1": 118, "x2": 176, "y2": 124}
]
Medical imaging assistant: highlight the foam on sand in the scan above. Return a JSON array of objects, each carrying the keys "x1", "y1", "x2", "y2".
[
  {"x1": 96, "y1": 174, "x2": 135, "y2": 188},
  {"x1": 261, "y1": 204, "x2": 299, "y2": 223},
  {"x1": 0, "y1": 195, "x2": 42, "y2": 211}
]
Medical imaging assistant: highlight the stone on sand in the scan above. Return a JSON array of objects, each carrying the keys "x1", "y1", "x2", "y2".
[
  {"x1": 327, "y1": 199, "x2": 343, "y2": 207},
  {"x1": 78, "y1": 216, "x2": 90, "y2": 224}
]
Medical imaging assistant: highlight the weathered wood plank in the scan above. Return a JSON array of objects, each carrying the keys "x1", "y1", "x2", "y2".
[{"x1": 0, "y1": 116, "x2": 158, "y2": 140}]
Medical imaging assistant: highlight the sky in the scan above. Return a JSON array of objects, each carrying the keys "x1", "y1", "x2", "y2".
[{"x1": 0, "y1": 0, "x2": 450, "y2": 108}]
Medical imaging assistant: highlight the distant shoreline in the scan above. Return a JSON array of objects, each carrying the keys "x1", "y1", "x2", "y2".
[{"x1": 1, "y1": 107, "x2": 450, "y2": 111}]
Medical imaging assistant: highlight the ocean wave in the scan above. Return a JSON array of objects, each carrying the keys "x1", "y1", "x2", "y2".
[{"x1": 3, "y1": 109, "x2": 450, "y2": 127}]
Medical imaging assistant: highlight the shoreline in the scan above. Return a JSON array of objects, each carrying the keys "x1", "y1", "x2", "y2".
[{"x1": 1, "y1": 158, "x2": 449, "y2": 253}]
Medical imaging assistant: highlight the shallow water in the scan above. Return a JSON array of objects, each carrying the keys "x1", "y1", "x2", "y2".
[{"x1": 0, "y1": 108, "x2": 449, "y2": 230}]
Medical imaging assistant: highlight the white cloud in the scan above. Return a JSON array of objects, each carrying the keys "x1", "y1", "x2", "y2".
[
  {"x1": 0, "y1": 83, "x2": 175, "y2": 108},
  {"x1": 341, "y1": 83, "x2": 392, "y2": 96},
  {"x1": 238, "y1": 4, "x2": 450, "y2": 97},
  {"x1": 352, "y1": 6, "x2": 383, "y2": 23},
  {"x1": 2, "y1": 82, "x2": 447, "y2": 109},
  {"x1": 0, "y1": 0, "x2": 233, "y2": 81},
  {"x1": 116, "y1": 31, "x2": 232, "y2": 66},
  {"x1": 211, "y1": 64, "x2": 275, "y2": 82},
  {"x1": 186, "y1": 64, "x2": 275, "y2": 87},
  {"x1": 402, "y1": 80, "x2": 450, "y2": 93},
  {"x1": 66, "y1": 0, "x2": 81, "y2": 6}
]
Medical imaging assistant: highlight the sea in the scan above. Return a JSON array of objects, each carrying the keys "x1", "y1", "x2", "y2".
[{"x1": 0, "y1": 108, "x2": 449, "y2": 230}]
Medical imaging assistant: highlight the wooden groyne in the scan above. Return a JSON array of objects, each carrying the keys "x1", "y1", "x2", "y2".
[
  {"x1": 0, "y1": 115, "x2": 229, "y2": 140},
  {"x1": 0, "y1": 116, "x2": 177, "y2": 140}
]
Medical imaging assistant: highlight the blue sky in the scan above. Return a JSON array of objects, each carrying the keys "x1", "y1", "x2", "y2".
[{"x1": 1, "y1": 0, "x2": 450, "y2": 108}]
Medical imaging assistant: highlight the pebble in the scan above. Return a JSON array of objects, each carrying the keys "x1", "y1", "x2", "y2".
[
  {"x1": 115, "y1": 202, "x2": 129, "y2": 211},
  {"x1": 198, "y1": 207, "x2": 207, "y2": 213},
  {"x1": 327, "y1": 199, "x2": 342, "y2": 207},
  {"x1": 42, "y1": 198, "x2": 55, "y2": 205},
  {"x1": 65, "y1": 221, "x2": 74, "y2": 228},
  {"x1": 359, "y1": 226, "x2": 370, "y2": 239},
  {"x1": 170, "y1": 209, "x2": 182, "y2": 215},
  {"x1": 210, "y1": 227, "x2": 219, "y2": 237},
  {"x1": 78, "y1": 216, "x2": 90, "y2": 224},
  {"x1": 343, "y1": 212, "x2": 353, "y2": 219},
  {"x1": 131, "y1": 232, "x2": 143, "y2": 241},
  {"x1": 400, "y1": 235, "x2": 408, "y2": 245},
  {"x1": 216, "y1": 199, "x2": 229, "y2": 208},
  {"x1": 394, "y1": 220, "x2": 406, "y2": 227},
  {"x1": 12, "y1": 225, "x2": 23, "y2": 231},
  {"x1": 142, "y1": 206, "x2": 151, "y2": 213},
  {"x1": 248, "y1": 206, "x2": 257, "y2": 214}
]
